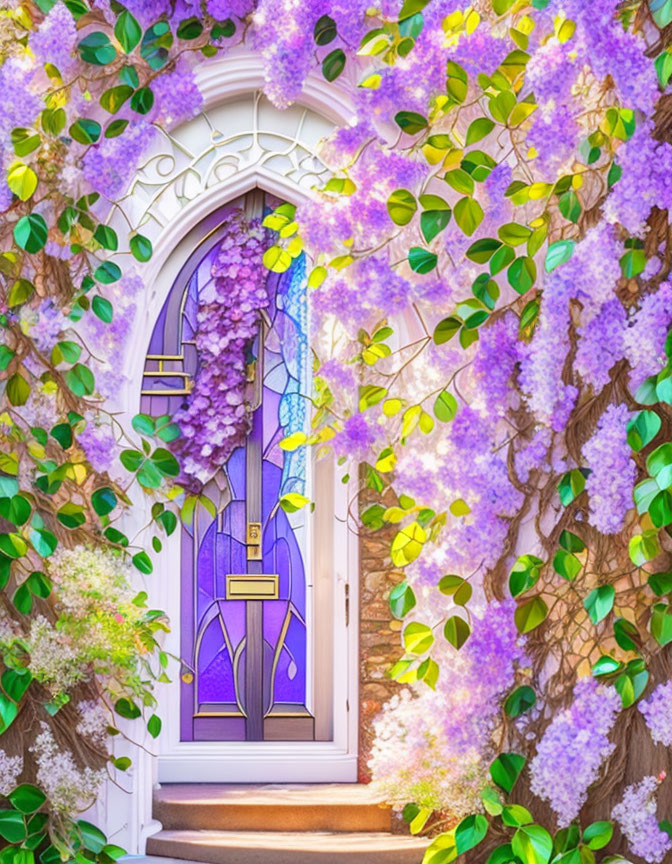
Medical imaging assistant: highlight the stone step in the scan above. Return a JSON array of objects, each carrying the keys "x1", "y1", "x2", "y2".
[
  {"x1": 153, "y1": 784, "x2": 393, "y2": 833},
  {"x1": 145, "y1": 829, "x2": 428, "y2": 864}
]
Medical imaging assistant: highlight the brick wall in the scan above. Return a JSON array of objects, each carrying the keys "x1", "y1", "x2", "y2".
[{"x1": 357, "y1": 485, "x2": 405, "y2": 782}]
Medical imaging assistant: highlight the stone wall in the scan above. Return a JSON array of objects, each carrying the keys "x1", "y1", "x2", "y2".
[{"x1": 357, "y1": 484, "x2": 405, "y2": 782}]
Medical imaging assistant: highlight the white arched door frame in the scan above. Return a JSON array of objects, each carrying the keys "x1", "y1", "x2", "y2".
[{"x1": 107, "y1": 55, "x2": 359, "y2": 803}]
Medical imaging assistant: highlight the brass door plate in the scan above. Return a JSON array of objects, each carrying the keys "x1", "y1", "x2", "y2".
[{"x1": 226, "y1": 573, "x2": 279, "y2": 600}]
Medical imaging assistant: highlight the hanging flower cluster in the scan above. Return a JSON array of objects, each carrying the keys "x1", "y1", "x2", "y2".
[{"x1": 173, "y1": 212, "x2": 269, "y2": 484}]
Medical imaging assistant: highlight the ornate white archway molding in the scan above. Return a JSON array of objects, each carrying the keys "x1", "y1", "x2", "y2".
[{"x1": 104, "y1": 52, "x2": 359, "y2": 853}]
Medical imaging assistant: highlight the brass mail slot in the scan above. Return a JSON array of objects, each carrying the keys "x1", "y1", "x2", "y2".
[{"x1": 226, "y1": 574, "x2": 279, "y2": 600}]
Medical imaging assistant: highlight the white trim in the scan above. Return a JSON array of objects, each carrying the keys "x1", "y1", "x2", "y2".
[{"x1": 112, "y1": 89, "x2": 358, "y2": 792}]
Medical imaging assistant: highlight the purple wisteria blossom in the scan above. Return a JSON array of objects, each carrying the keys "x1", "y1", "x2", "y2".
[
  {"x1": 582, "y1": 403, "x2": 635, "y2": 535},
  {"x1": 174, "y1": 212, "x2": 268, "y2": 483},
  {"x1": 612, "y1": 776, "x2": 672, "y2": 864},
  {"x1": 529, "y1": 677, "x2": 621, "y2": 825},
  {"x1": 639, "y1": 680, "x2": 672, "y2": 747}
]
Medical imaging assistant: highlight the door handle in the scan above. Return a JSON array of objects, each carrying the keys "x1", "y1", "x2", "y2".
[{"x1": 247, "y1": 522, "x2": 262, "y2": 560}]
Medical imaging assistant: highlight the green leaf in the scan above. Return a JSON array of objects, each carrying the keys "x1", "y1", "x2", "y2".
[
  {"x1": 509, "y1": 554, "x2": 543, "y2": 597},
  {"x1": 395, "y1": 111, "x2": 428, "y2": 135},
  {"x1": 505, "y1": 685, "x2": 536, "y2": 717},
  {"x1": 10, "y1": 785, "x2": 46, "y2": 814},
  {"x1": 408, "y1": 247, "x2": 437, "y2": 274},
  {"x1": 502, "y1": 805, "x2": 533, "y2": 828},
  {"x1": 651, "y1": 489, "x2": 672, "y2": 527},
  {"x1": 553, "y1": 549, "x2": 581, "y2": 581},
  {"x1": 115, "y1": 9, "x2": 142, "y2": 52},
  {"x1": 498, "y1": 222, "x2": 532, "y2": 246},
  {"x1": 147, "y1": 713, "x2": 162, "y2": 738},
  {"x1": 65, "y1": 363, "x2": 95, "y2": 397},
  {"x1": 140, "y1": 21, "x2": 173, "y2": 70},
  {"x1": 559, "y1": 530, "x2": 585, "y2": 553},
  {"x1": 279, "y1": 492, "x2": 310, "y2": 513},
  {"x1": 6, "y1": 373, "x2": 30, "y2": 406},
  {"x1": 454, "y1": 197, "x2": 484, "y2": 236},
  {"x1": 582, "y1": 821, "x2": 612, "y2": 851},
  {"x1": 490, "y1": 752, "x2": 525, "y2": 794},
  {"x1": 11, "y1": 127, "x2": 41, "y2": 158},
  {"x1": 443, "y1": 615, "x2": 470, "y2": 649},
  {"x1": 92, "y1": 295, "x2": 114, "y2": 323},
  {"x1": 507, "y1": 256, "x2": 536, "y2": 294},
  {"x1": 314, "y1": 13, "x2": 337, "y2": 44},
  {"x1": 433, "y1": 316, "x2": 461, "y2": 345},
  {"x1": 514, "y1": 596, "x2": 548, "y2": 633},
  {"x1": 14, "y1": 214, "x2": 48, "y2": 253},
  {"x1": 69, "y1": 118, "x2": 102, "y2": 145},
  {"x1": 322, "y1": 48, "x2": 346, "y2": 82},
  {"x1": 115, "y1": 697, "x2": 141, "y2": 719},
  {"x1": 466, "y1": 117, "x2": 495, "y2": 145},
  {"x1": 651, "y1": 602, "x2": 672, "y2": 646},
  {"x1": 630, "y1": 530, "x2": 661, "y2": 566},
  {"x1": 545, "y1": 240, "x2": 575, "y2": 272},
  {"x1": 455, "y1": 814, "x2": 488, "y2": 855},
  {"x1": 558, "y1": 189, "x2": 581, "y2": 223},
  {"x1": 105, "y1": 118, "x2": 129, "y2": 138},
  {"x1": 7, "y1": 162, "x2": 38, "y2": 201},
  {"x1": 466, "y1": 238, "x2": 502, "y2": 263},
  {"x1": 29, "y1": 528, "x2": 57, "y2": 558},
  {"x1": 620, "y1": 248, "x2": 647, "y2": 278},
  {"x1": 584, "y1": 585, "x2": 615, "y2": 624},
  {"x1": 132, "y1": 551, "x2": 153, "y2": 574},
  {"x1": 444, "y1": 168, "x2": 474, "y2": 196},
  {"x1": 557, "y1": 469, "x2": 587, "y2": 505},
  {"x1": 77, "y1": 820, "x2": 107, "y2": 853},
  {"x1": 652, "y1": 0, "x2": 672, "y2": 29},
  {"x1": 93, "y1": 225, "x2": 118, "y2": 251},
  {"x1": 423, "y1": 832, "x2": 457, "y2": 864},
  {"x1": 0, "y1": 345, "x2": 15, "y2": 371},
  {"x1": 2, "y1": 668, "x2": 32, "y2": 702},
  {"x1": 94, "y1": 260, "x2": 122, "y2": 284},
  {"x1": 0, "y1": 809, "x2": 26, "y2": 843},
  {"x1": 131, "y1": 87, "x2": 154, "y2": 115},
  {"x1": 387, "y1": 189, "x2": 417, "y2": 226},
  {"x1": 130, "y1": 233, "x2": 153, "y2": 262},
  {"x1": 489, "y1": 244, "x2": 515, "y2": 275},
  {"x1": 100, "y1": 85, "x2": 134, "y2": 113},
  {"x1": 78, "y1": 32, "x2": 117, "y2": 65},
  {"x1": 176, "y1": 16, "x2": 204, "y2": 39},
  {"x1": 446, "y1": 60, "x2": 468, "y2": 102},
  {"x1": 91, "y1": 487, "x2": 116, "y2": 517},
  {"x1": 389, "y1": 581, "x2": 417, "y2": 618},
  {"x1": 614, "y1": 617, "x2": 639, "y2": 651},
  {"x1": 434, "y1": 391, "x2": 458, "y2": 422},
  {"x1": 592, "y1": 654, "x2": 623, "y2": 677},
  {"x1": 403, "y1": 621, "x2": 434, "y2": 654},
  {"x1": 57, "y1": 502, "x2": 86, "y2": 529},
  {"x1": 512, "y1": 825, "x2": 553, "y2": 864},
  {"x1": 420, "y1": 208, "x2": 452, "y2": 243}
]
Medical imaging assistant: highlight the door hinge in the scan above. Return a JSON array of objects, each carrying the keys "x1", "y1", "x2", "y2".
[{"x1": 345, "y1": 583, "x2": 350, "y2": 627}]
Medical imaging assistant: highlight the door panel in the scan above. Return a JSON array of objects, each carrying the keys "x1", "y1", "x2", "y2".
[{"x1": 167, "y1": 216, "x2": 313, "y2": 742}]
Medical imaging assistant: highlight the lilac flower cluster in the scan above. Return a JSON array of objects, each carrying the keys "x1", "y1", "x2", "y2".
[
  {"x1": 148, "y1": 57, "x2": 204, "y2": 128},
  {"x1": 639, "y1": 680, "x2": 672, "y2": 747},
  {"x1": 370, "y1": 601, "x2": 527, "y2": 815},
  {"x1": 575, "y1": 298, "x2": 627, "y2": 393},
  {"x1": 82, "y1": 122, "x2": 157, "y2": 199},
  {"x1": 29, "y1": 2, "x2": 77, "y2": 74},
  {"x1": 529, "y1": 677, "x2": 621, "y2": 826},
  {"x1": 625, "y1": 282, "x2": 672, "y2": 390},
  {"x1": 174, "y1": 212, "x2": 268, "y2": 484},
  {"x1": 612, "y1": 776, "x2": 672, "y2": 864},
  {"x1": 581, "y1": 404, "x2": 636, "y2": 534},
  {"x1": 582, "y1": 403, "x2": 635, "y2": 534}
]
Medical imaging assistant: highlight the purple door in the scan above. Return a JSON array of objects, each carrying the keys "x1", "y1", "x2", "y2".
[{"x1": 141, "y1": 201, "x2": 314, "y2": 742}]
